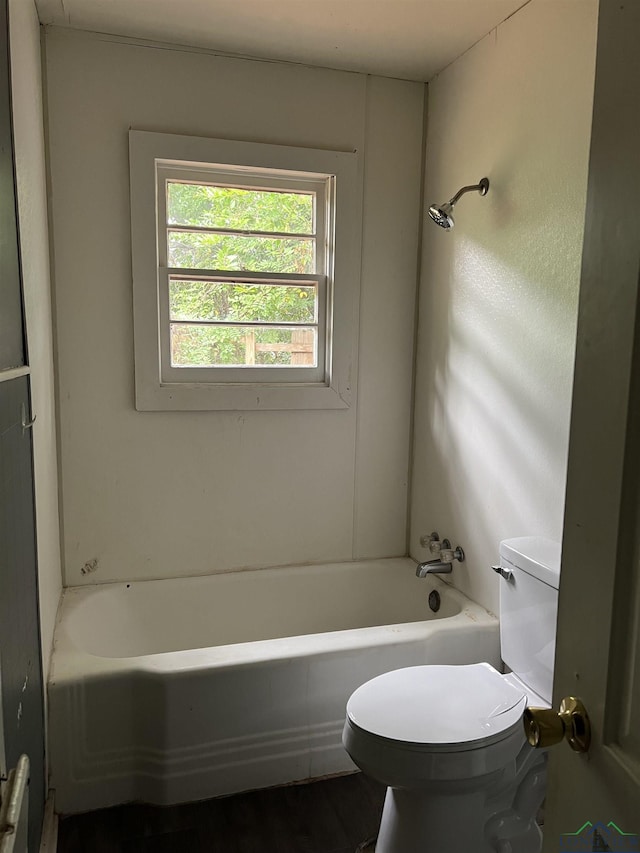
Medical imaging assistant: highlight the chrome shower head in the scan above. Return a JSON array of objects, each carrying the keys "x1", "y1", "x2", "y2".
[
  {"x1": 428, "y1": 202, "x2": 455, "y2": 230},
  {"x1": 428, "y1": 177, "x2": 489, "y2": 230}
]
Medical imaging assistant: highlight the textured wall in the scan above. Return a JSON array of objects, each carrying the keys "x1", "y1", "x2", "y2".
[
  {"x1": 45, "y1": 29, "x2": 424, "y2": 585},
  {"x1": 410, "y1": 0, "x2": 598, "y2": 614}
]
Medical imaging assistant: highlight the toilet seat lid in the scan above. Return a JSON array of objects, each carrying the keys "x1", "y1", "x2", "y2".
[{"x1": 346, "y1": 663, "x2": 527, "y2": 747}]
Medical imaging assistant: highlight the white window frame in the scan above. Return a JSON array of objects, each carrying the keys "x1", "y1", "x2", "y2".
[{"x1": 129, "y1": 130, "x2": 362, "y2": 411}]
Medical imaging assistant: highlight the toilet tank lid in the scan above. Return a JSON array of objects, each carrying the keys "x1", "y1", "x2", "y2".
[{"x1": 500, "y1": 537, "x2": 561, "y2": 589}]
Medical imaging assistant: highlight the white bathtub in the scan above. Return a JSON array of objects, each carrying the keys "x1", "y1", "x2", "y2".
[{"x1": 48, "y1": 558, "x2": 499, "y2": 814}]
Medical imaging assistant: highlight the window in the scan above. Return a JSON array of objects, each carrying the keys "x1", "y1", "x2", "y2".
[
  {"x1": 129, "y1": 132, "x2": 362, "y2": 411},
  {"x1": 160, "y1": 165, "x2": 327, "y2": 382}
]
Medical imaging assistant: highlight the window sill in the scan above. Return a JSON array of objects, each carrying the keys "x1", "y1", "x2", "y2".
[{"x1": 135, "y1": 380, "x2": 352, "y2": 411}]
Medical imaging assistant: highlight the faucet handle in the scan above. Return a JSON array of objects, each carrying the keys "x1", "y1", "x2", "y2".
[
  {"x1": 441, "y1": 546, "x2": 465, "y2": 563},
  {"x1": 420, "y1": 531, "x2": 443, "y2": 554},
  {"x1": 419, "y1": 532, "x2": 460, "y2": 560},
  {"x1": 419, "y1": 532, "x2": 453, "y2": 555},
  {"x1": 420, "y1": 530, "x2": 453, "y2": 562}
]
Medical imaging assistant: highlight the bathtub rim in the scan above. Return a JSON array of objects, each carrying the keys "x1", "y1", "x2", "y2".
[{"x1": 49, "y1": 559, "x2": 497, "y2": 685}]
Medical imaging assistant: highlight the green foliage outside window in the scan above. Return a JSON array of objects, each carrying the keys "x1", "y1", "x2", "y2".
[{"x1": 166, "y1": 183, "x2": 318, "y2": 367}]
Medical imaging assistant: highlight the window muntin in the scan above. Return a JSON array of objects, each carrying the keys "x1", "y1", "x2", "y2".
[{"x1": 156, "y1": 164, "x2": 329, "y2": 380}]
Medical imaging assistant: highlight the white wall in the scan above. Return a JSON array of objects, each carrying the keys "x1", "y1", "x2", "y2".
[
  {"x1": 9, "y1": 0, "x2": 62, "y2": 680},
  {"x1": 44, "y1": 28, "x2": 424, "y2": 586},
  {"x1": 410, "y1": 0, "x2": 598, "y2": 615}
]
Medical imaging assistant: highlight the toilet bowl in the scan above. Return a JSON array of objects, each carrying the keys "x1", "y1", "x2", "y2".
[
  {"x1": 343, "y1": 663, "x2": 547, "y2": 853},
  {"x1": 343, "y1": 537, "x2": 560, "y2": 853}
]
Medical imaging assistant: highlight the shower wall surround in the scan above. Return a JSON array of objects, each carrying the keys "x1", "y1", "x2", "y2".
[
  {"x1": 410, "y1": 0, "x2": 599, "y2": 615},
  {"x1": 45, "y1": 29, "x2": 424, "y2": 585}
]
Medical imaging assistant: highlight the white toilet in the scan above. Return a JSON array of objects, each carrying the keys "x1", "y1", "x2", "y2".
[{"x1": 343, "y1": 536, "x2": 560, "y2": 853}]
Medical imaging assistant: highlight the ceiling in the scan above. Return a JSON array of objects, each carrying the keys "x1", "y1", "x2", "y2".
[{"x1": 35, "y1": 0, "x2": 529, "y2": 82}]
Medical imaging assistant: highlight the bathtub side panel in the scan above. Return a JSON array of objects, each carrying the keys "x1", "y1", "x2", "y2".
[
  {"x1": 49, "y1": 616, "x2": 499, "y2": 813},
  {"x1": 49, "y1": 673, "x2": 140, "y2": 814}
]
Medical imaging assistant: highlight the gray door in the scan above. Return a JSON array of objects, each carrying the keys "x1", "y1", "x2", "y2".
[
  {"x1": 0, "y1": 0, "x2": 25, "y2": 371},
  {"x1": 0, "y1": 0, "x2": 46, "y2": 848},
  {"x1": 0, "y1": 378, "x2": 45, "y2": 851}
]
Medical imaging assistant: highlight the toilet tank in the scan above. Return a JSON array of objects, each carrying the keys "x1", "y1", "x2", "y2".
[{"x1": 499, "y1": 537, "x2": 561, "y2": 705}]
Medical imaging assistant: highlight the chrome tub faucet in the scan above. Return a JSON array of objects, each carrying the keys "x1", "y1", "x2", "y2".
[
  {"x1": 416, "y1": 532, "x2": 465, "y2": 577},
  {"x1": 416, "y1": 558, "x2": 454, "y2": 577}
]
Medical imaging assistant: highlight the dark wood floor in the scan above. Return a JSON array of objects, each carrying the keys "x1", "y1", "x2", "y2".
[{"x1": 57, "y1": 773, "x2": 385, "y2": 853}]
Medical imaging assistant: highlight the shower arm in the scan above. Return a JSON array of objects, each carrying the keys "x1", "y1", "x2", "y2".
[{"x1": 448, "y1": 178, "x2": 490, "y2": 206}]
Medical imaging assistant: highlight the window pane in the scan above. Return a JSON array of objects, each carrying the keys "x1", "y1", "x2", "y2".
[
  {"x1": 170, "y1": 324, "x2": 317, "y2": 367},
  {"x1": 170, "y1": 280, "x2": 316, "y2": 324},
  {"x1": 167, "y1": 182, "x2": 314, "y2": 234},
  {"x1": 168, "y1": 230, "x2": 314, "y2": 274}
]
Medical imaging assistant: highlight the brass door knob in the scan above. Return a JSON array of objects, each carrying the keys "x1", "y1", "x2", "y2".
[{"x1": 523, "y1": 696, "x2": 591, "y2": 753}]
